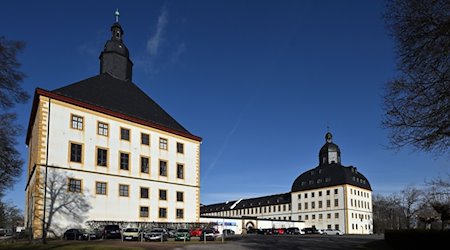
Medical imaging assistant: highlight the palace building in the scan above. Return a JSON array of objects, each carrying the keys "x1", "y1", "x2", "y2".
[
  {"x1": 24, "y1": 14, "x2": 201, "y2": 238},
  {"x1": 201, "y1": 133, "x2": 373, "y2": 234}
]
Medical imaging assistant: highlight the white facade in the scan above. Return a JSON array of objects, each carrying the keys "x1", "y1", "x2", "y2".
[
  {"x1": 202, "y1": 202, "x2": 293, "y2": 221},
  {"x1": 199, "y1": 217, "x2": 305, "y2": 235},
  {"x1": 291, "y1": 185, "x2": 372, "y2": 234},
  {"x1": 25, "y1": 96, "x2": 201, "y2": 238}
]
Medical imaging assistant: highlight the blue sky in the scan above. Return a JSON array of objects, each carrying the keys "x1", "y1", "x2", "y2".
[{"x1": 2, "y1": 0, "x2": 448, "y2": 210}]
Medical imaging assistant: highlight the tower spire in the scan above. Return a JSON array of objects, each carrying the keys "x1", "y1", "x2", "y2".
[
  {"x1": 115, "y1": 9, "x2": 120, "y2": 23},
  {"x1": 99, "y1": 10, "x2": 133, "y2": 81}
]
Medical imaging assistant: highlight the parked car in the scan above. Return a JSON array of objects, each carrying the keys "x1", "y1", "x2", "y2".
[
  {"x1": 174, "y1": 228, "x2": 191, "y2": 241},
  {"x1": 273, "y1": 228, "x2": 285, "y2": 235},
  {"x1": 286, "y1": 227, "x2": 300, "y2": 235},
  {"x1": 144, "y1": 228, "x2": 168, "y2": 241},
  {"x1": 317, "y1": 229, "x2": 324, "y2": 235},
  {"x1": 260, "y1": 228, "x2": 274, "y2": 235},
  {"x1": 122, "y1": 228, "x2": 140, "y2": 241},
  {"x1": 167, "y1": 228, "x2": 176, "y2": 238},
  {"x1": 301, "y1": 227, "x2": 320, "y2": 234},
  {"x1": 323, "y1": 229, "x2": 343, "y2": 235},
  {"x1": 190, "y1": 228, "x2": 202, "y2": 237},
  {"x1": 223, "y1": 229, "x2": 235, "y2": 236},
  {"x1": 63, "y1": 228, "x2": 96, "y2": 240},
  {"x1": 103, "y1": 225, "x2": 121, "y2": 239},
  {"x1": 199, "y1": 229, "x2": 216, "y2": 241}
]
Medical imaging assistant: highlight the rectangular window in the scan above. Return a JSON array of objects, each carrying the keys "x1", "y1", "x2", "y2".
[
  {"x1": 98, "y1": 122, "x2": 108, "y2": 136},
  {"x1": 177, "y1": 164, "x2": 184, "y2": 179},
  {"x1": 334, "y1": 199, "x2": 339, "y2": 207},
  {"x1": 335, "y1": 224, "x2": 340, "y2": 230},
  {"x1": 176, "y1": 191, "x2": 184, "y2": 202},
  {"x1": 141, "y1": 156, "x2": 149, "y2": 173},
  {"x1": 97, "y1": 148, "x2": 108, "y2": 166},
  {"x1": 298, "y1": 194, "x2": 301, "y2": 199},
  {"x1": 319, "y1": 191, "x2": 322, "y2": 197},
  {"x1": 70, "y1": 143, "x2": 82, "y2": 163},
  {"x1": 304, "y1": 193, "x2": 308, "y2": 199},
  {"x1": 176, "y1": 208, "x2": 184, "y2": 219},
  {"x1": 319, "y1": 200, "x2": 323, "y2": 208},
  {"x1": 159, "y1": 160, "x2": 167, "y2": 176},
  {"x1": 304, "y1": 202, "x2": 308, "y2": 210},
  {"x1": 335, "y1": 213, "x2": 339, "y2": 219},
  {"x1": 326, "y1": 190, "x2": 330, "y2": 195},
  {"x1": 319, "y1": 214, "x2": 323, "y2": 219},
  {"x1": 120, "y1": 152, "x2": 129, "y2": 170},
  {"x1": 327, "y1": 200, "x2": 331, "y2": 208},
  {"x1": 140, "y1": 206, "x2": 149, "y2": 217},
  {"x1": 119, "y1": 184, "x2": 129, "y2": 197},
  {"x1": 334, "y1": 189, "x2": 338, "y2": 194},
  {"x1": 141, "y1": 187, "x2": 149, "y2": 199},
  {"x1": 305, "y1": 215, "x2": 309, "y2": 220},
  {"x1": 299, "y1": 215, "x2": 302, "y2": 221},
  {"x1": 71, "y1": 115, "x2": 83, "y2": 130},
  {"x1": 328, "y1": 224, "x2": 332, "y2": 229},
  {"x1": 159, "y1": 138, "x2": 168, "y2": 150},
  {"x1": 121, "y1": 128, "x2": 130, "y2": 141},
  {"x1": 159, "y1": 189, "x2": 167, "y2": 200},
  {"x1": 312, "y1": 214, "x2": 316, "y2": 220},
  {"x1": 159, "y1": 207, "x2": 167, "y2": 218},
  {"x1": 311, "y1": 201, "x2": 315, "y2": 209},
  {"x1": 96, "y1": 182, "x2": 107, "y2": 195},
  {"x1": 327, "y1": 213, "x2": 331, "y2": 219},
  {"x1": 176, "y1": 142, "x2": 184, "y2": 154},
  {"x1": 311, "y1": 192, "x2": 315, "y2": 198},
  {"x1": 68, "y1": 178, "x2": 82, "y2": 192},
  {"x1": 141, "y1": 133, "x2": 150, "y2": 145}
]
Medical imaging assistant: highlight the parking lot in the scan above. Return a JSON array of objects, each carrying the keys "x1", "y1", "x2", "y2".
[
  {"x1": 61, "y1": 233, "x2": 386, "y2": 250},
  {"x1": 1, "y1": 233, "x2": 389, "y2": 250}
]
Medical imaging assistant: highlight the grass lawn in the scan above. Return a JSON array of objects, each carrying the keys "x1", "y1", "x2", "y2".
[
  {"x1": 0, "y1": 240, "x2": 144, "y2": 250},
  {"x1": 0, "y1": 238, "x2": 227, "y2": 250}
]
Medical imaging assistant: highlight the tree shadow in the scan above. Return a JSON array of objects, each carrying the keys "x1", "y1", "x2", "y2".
[{"x1": 42, "y1": 169, "x2": 92, "y2": 240}]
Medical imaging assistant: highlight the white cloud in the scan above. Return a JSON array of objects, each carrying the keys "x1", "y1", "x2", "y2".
[{"x1": 146, "y1": 7, "x2": 168, "y2": 56}]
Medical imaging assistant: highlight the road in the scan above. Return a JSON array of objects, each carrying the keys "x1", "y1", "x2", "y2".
[{"x1": 177, "y1": 234, "x2": 384, "y2": 250}]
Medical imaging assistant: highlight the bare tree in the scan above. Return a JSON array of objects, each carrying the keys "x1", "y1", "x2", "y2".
[
  {"x1": 426, "y1": 175, "x2": 450, "y2": 229},
  {"x1": 0, "y1": 37, "x2": 29, "y2": 197},
  {"x1": 399, "y1": 185, "x2": 423, "y2": 229},
  {"x1": 382, "y1": 0, "x2": 450, "y2": 154},
  {"x1": 0, "y1": 201, "x2": 22, "y2": 233},
  {"x1": 42, "y1": 169, "x2": 91, "y2": 241},
  {"x1": 373, "y1": 193, "x2": 405, "y2": 232}
]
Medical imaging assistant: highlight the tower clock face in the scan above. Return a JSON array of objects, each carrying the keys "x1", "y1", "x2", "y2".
[{"x1": 329, "y1": 152, "x2": 338, "y2": 163}]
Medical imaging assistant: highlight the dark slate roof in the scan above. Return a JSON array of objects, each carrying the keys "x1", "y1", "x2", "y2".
[
  {"x1": 200, "y1": 193, "x2": 291, "y2": 214},
  {"x1": 52, "y1": 73, "x2": 192, "y2": 135},
  {"x1": 291, "y1": 163, "x2": 372, "y2": 192}
]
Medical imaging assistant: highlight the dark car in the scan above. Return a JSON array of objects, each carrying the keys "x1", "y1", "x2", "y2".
[
  {"x1": 103, "y1": 225, "x2": 121, "y2": 239},
  {"x1": 175, "y1": 228, "x2": 191, "y2": 241},
  {"x1": 223, "y1": 229, "x2": 235, "y2": 236},
  {"x1": 301, "y1": 227, "x2": 320, "y2": 234},
  {"x1": 286, "y1": 227, "x2": 300, "y2": 235},
  {"x1": 63, "y1": 228, "x2": 96, "y2": 240},
  {"x1": 260, "y1": 228, "x2": 274, "y2": 235},
  {"x1": 199, "y1": 229, "x2": 216, "y2": 241}
]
